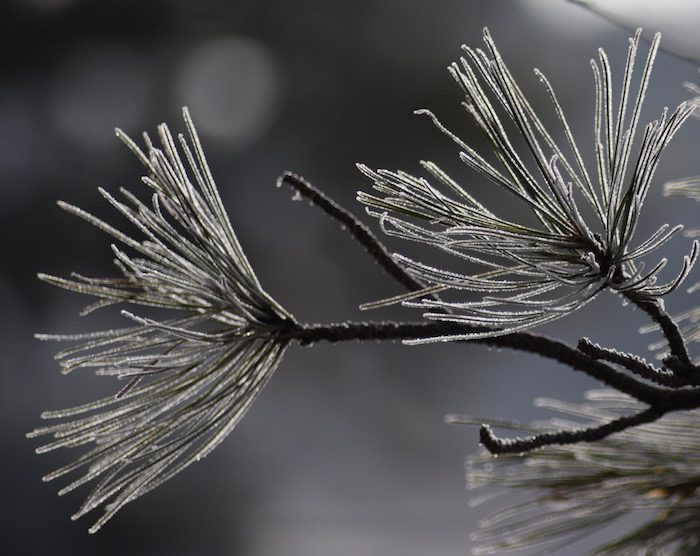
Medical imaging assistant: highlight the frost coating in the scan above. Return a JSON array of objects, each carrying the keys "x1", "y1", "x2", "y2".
[
  {"x1": 359, "y1": 29, "x2": 697, "y2": 342},
  {"x1": 29, "y1": 108, "x2": 294, "y2": 533}
]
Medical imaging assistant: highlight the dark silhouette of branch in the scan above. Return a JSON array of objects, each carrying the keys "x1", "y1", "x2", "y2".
[
  {"x1": 268, "y1": 321, "x2": 700, "y2": 411},
  {"x1": 278, "y1": 172, "x2": 427, "y2": 293},
  {"x1": 578, "y1": 338, "x2": 685, "y2": 387},
  {"x1": 276, "y1": 172, "x2": 700, "y2": 455},
  {"x1": 479, "y1": 407, "x2": 663, "y2": 454},
  {"x1": 622, "y1": 292, "x2": 693, "y2": 367}
]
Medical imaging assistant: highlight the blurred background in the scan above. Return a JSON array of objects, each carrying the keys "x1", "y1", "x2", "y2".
[{"x1": 3, "y1": 1, "x2": 700, "y2": 554}]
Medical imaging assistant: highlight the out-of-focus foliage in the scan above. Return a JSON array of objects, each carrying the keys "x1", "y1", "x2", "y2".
[{"x1": 459, "y1": 390, "x2": 700, "y2": 555}]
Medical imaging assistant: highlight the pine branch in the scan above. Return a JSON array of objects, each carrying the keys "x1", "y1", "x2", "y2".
[
  {"x1": 278, "y1": 172, "x2": 428, "y2": 294},
  {"x1": 267, "y1": 320, "x2": 700, "y2": 412},
  {"x1": 275, "y1": 173, "x2": 700, "y2": 452},
  {"x1": 33, "y1": 27, "x2": 700, "y2": 542},
  {"x1": 623, "y1": 290, "x2": 693, "y2": 367},
  {"x1": 479, "y1": 406, "x2": 663, "y2": 454},
  {"x1": 578, "y1": 337, "x2": 686, "y2": 387}
]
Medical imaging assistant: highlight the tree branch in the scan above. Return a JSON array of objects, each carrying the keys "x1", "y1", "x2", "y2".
[
  {"x1": 267, "y1": 320, "x2": 700, "y2": 409},
  {"x1": 479, "y1": 407, "x2": 663, "y2": 454},
  {"x1": 623, "y1": 291, "x2": 692, "y2": 367},
  {"x1": 276, "y1": 172, "x2": 700, "y2": 452},
  {"x1": 278, "y1": 171, "x2": 427, "y2": 293},
  {"x1": 578, "y1": 337, "x2": 685, "y2": 387}
]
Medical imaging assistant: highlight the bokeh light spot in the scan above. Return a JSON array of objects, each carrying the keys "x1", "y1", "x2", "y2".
[{"x1": 175, "y1": 36, "x2": 280, "y2": 146}]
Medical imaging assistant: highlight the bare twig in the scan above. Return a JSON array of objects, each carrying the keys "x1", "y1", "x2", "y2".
[
  {"x1": 278, "y1": 172, "x2": 428, "y2": 293},
  {"x1": 578, "y1": 337, "x2": 685, "y2": 387},
  {"x1": 479, "y1": 407, "x2": 663, "y2": 454}
]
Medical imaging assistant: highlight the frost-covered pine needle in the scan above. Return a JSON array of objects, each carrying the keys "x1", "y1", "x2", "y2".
[
  {"x1": 642, "y1": 85, "x2": 700, "y2": 357},
  {"x1": 645, "y1": 178, "x2": 700, "y2": 353},
  {"x1": 28, "y1": 108, "x2": 296, "y2": 533},
  {"x1": 453, "y1": 390, "x2": 700, "y2": 555},
  {"x1": 358, "y1": 28, "x2": 697, "y2": 342}
]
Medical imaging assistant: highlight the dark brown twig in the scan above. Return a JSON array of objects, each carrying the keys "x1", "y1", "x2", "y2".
[
  {"x1": 578, "y1": 338, "x2": 685, "y2": 387},
  {"x1": 278, "y1": 171, "x2": 427, "y2": 293},
  {"x1": 479, "y1": 407, "x2": 663, "y2": 454},
  {"x1": 623, "y1": 292, "x2": 692, "y2": 367}
]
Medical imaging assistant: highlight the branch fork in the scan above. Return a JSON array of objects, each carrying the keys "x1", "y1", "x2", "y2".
[{"x1": 279, "y1": 172, "x2": 700, "y2": 456}]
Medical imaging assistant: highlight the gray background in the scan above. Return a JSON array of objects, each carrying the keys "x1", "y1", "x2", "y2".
[{"x1": 3, "y1": 0, "x2": 700, "y2": 554}]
